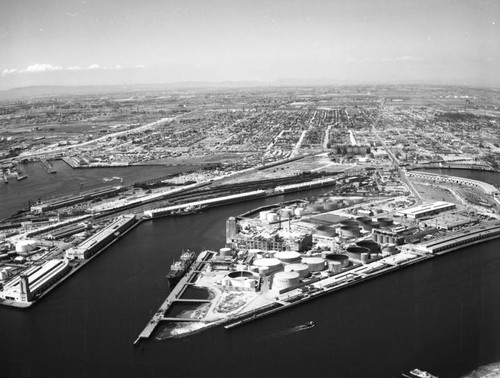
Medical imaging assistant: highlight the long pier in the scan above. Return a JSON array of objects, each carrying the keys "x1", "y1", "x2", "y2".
[{"x1": 133, "y1": 251, "x2": 216, "y2": 344}]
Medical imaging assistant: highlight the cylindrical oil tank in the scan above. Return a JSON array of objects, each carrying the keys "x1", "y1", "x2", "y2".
[
  {"x1": 267, "y1": 212, "x2": 279, "y2": 222},
  {"x1": 325, "y1": 254, "x2": 350, "y2": 268},
  {"x1": 315, "y1": 225, "x2": 337, "y2": 237},
  {"x1": 382, "y1": 243, "x2": 397, "y2": 254},
  {"x1": 339, "y1": 225, "x2": 360, "y2": 238},
  {"x1": 340, "y1": 219, "x2": 358, "y2": 227},
  {"x1": 254, "y1": 258, "x2": 282, "y2": 270},
  {"x1": 219, "y1": 247, "x2": 232, "y2": 257},
  {"x1": 361, "y1": 222, "x2": 373, "y2": 232},
  {"x1": 327, "y1": 260, "x2": 342, "y2": 273},
  {"x1": 284, "y1": 263, "x2": 310, "y2": 278},
  {"x1": 258, "y1": 266, "x2": 270, "y2": 276},
  {"x1": 377, "y1": 217, "x2": 393, "y2": 227},
  {"x1": 367, "y1": 221, "x2": 380, "y2": 230},
  {"x1": 356, "y1": 240, "x2": 381, "y2": 254},
  {"x1": 272, "y1": 271, "x2": 300, "y2": 290},
  {"x1": 248, "y1": 249, "x2": 261, "y2": 257},
  {"x1": 280, "y1": 208, "x2": 293, "y2": 218},
  {"x1": 356, "y1": 216, "x2": 371, "y2": 225},
  {"x1": 311, "y1": 204, "x2": 323, "y2": 212},
  {"x1": 360, "y1": 253, "x2": 370, "y2": 263},
  {"x1": 345, "y1": 246, "x2": 371, "y2": 261},
  {"x1": 275, "y1": 251, "x2": 301, "y2": 264},
  {"x1": 302, "y1": 257, "x2": 325, "y2": 272}
]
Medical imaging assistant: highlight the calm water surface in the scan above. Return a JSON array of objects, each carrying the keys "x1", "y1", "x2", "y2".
[{"x1": 0, "y1": 167, "x2": 499, "y2": 377}]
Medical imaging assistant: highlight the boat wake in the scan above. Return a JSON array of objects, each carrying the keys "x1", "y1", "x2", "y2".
[{"x1": 265, "y1": 322, "x2": 315, "y2": 339}]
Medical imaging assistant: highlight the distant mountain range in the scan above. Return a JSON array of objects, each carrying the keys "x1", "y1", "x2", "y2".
[{"x1": 0, "y1": 80, "x2": 493, "y2": 100}]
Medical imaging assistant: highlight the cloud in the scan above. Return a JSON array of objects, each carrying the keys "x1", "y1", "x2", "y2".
[
  {"x1": 1, "y1": 63, "x2": 139, "y2": 77},
  {"x1": 22, "y1": 63, "x2": 63, "y2": 73},
  {"x1": 1, "y1": 68, "x2": 18, "y2": 76}
]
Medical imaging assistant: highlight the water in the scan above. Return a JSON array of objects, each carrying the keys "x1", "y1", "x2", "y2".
[
  {"x1": 1, "y1": 167, "x2": 500, "y2": 377},
  {"x1": 0, "y1": 160, "x2": 197, "y2": 219}
]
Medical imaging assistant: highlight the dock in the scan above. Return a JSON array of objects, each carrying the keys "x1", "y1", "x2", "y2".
[{"x1": 134, "y1": 251, "x2": 216, "y2": 344}]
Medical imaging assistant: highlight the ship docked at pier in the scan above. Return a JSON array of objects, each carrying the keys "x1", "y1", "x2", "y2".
[{"x1": 166, "y1": 250, "x2": 197, "y2": 288}]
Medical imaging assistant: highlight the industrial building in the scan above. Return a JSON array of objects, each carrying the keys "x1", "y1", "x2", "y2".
[
  {"x1": 65, "y1": 214, "x2": 136, "y2": 259},
  {"x1": 144, "y1": 190, "x2": 266, "y2": 218},
  {"x1": 412, "y1": 222, "x2": 500, "y2": 254},
  {"x1": 397, "y1": 201, "x2": 456, "y2": 219},
  {"x1": 0, "y1": 259, "x2": 70, "y2": 303}
]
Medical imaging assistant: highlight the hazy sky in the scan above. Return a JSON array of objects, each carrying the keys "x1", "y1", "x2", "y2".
[{"x1": 0, "y1": 0, "x2": 498, "y2": 89}]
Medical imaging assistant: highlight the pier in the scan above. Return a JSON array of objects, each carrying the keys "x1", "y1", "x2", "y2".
[{"x1": 40, "y1": 159, "x2": 56, "y2": 174}]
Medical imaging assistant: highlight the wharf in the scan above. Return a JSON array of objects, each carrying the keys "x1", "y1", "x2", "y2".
[
  {"x1": 134, "y1": 251, "x2": 216, "y2": 344},
  {"x1": 0, "y1": 218, "x2": 142, "y2": 309}
]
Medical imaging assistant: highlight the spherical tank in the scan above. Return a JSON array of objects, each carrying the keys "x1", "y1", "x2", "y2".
[
  {"x1": 284, "y1": 263, "x2": 310, "y2": 278},
  {"x1": 301, "y1": 257, "x2": 325, "y2": 272},
  {"x1": 356, "y1": 240, "x2": 381, "y2": 254},
  {"x1": 272, "y1": 271, "x2": 300, "y2": 290},
  {"x1": 339, "y1": 225, "x2": 360, "y2": 238},
  {"x1": 275, "y1": 251, "x2": 301, "y2": 264},
  {"x1": 345, "y1": 246, "x2": 371, "y2": 260}
]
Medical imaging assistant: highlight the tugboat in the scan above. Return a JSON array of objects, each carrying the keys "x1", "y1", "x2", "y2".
[{"x1": 166, "y1": 249, "x2": 197, "y2": 288}]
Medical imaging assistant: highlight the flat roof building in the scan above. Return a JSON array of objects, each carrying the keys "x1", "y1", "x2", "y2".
[{"x1": 397, "y1": 201, "x2": 456, "y2": 219}]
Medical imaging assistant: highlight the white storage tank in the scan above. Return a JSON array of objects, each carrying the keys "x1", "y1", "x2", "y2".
[
  {"x1": 284, "y1": 263, "x2": 310, "y2": 278},
  {"x1": 248, "y1": 249, "x2": 261, "y2": 256},
  {"x1": 219, "y1": 247, "x2": 232, "y2": 257},
  {"x1": 272, "y1": 271, "x2": 300, "y2": 290},
  {"x1": 294, "y1": 208, "x2": 304, "y2": 217},
  {"x1": 15, "y1": 240, "x2": 37, "y2": 254},
  {"x1": 301, "y1": 257, "x2": 325, "y2": 272},
  {"x1": 254, "y1": 258, "x2": 282, "y2": 274},
  {"x1": 259, "y1": 211, "x2": 270, "y2": 221},
  {"x1": 267, "y1": 212, "x2": 279, "y2": 223},
  {"x1": 275, "y1": 251, "x2": 301, "y2": 264}
]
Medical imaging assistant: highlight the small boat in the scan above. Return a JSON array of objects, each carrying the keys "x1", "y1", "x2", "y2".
[
  {"x1": 402, "y1": 368, "x2": 438, "y2": 378},
  {"x1": 297, "y1": 321, "x2": 315, "y2": 330}
]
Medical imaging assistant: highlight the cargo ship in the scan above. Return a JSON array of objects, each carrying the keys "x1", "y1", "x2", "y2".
[{"x1": 166, "y1": 250, "x2": 197, "y2": 288}]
